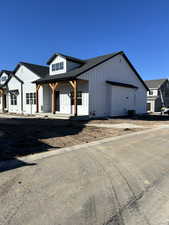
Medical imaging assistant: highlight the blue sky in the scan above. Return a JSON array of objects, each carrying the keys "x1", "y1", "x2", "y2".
[{"x1": 0, "y1": 0, "x2": 169, "y2": 80}]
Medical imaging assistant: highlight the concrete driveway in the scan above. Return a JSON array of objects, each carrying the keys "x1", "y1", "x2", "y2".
[{"x1": 1, "y1": 127, "x2": 169, "y2": 225}]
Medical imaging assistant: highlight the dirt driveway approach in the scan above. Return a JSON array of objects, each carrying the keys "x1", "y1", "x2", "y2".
[{"x1": 0, "y1": 114, "x2": 169, "y2": 161}]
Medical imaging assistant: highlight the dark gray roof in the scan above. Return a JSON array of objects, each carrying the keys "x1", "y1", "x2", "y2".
[
  {"x1": 47, "y1": 53, "x2": 85, "y2": 65},
  {"x1": 14, "y1": 62, "x2": 49, "y2": 78},
  {"x1": 34, "y1": 51, "x2": 148, "y2": 91},
  {"x1": 0, "y1": 70, "x2": 12, "y2": 76},
  {"x1": 34, "y1": 52, "x2": 122, "y2": 83},
  {"x1": 144, "y1": 79, "x2": 168, "y2": 89},
  {"x1": 0, "y1": 70, "x2": 12, "y2": 88}
]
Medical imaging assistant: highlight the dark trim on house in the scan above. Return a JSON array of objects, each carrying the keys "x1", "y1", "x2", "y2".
[
  {"x1": 12, "y1": 74, "x2": 24, "y2": 84},
  {"x1": 34, "y1": 52, "x2": 123, "y2": 84},
  {"x1": 121, "y1": 53, "x2": 149, "y2": 91},
  {"x1": 13, "y1": 62, "x2": 48, "y2": 78},
  {"x1": 34, "y1": 51, "x2": 148, "y2": 92},
  {"x1": 106, "y1": 80, "x2": 138, "y2": 89},
  {"x1": 47, "y1": 53, "x2": 85, "y2": 65},
  {"x1": 33, "y1": 76, "x2": 76, "y2": 84},
  {"x1": 0, "y1": 70, "x2": 12, "y2": 76},
  {"x1": 74, "y1": 52, "x2": 124, "y2": 78}
]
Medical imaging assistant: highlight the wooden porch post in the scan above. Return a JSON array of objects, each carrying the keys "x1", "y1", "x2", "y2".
[
  {"x1": 69, "y1": 80, "x2": 78, "y2": 116},
  {"x1": 0, "y1": 89, "x2": 4, "y2": 112},
  {"x1": 74, "y1": 80, "x2": 77, "y2": 116},
  {"x1": 36, "y1": 84, "x2": 41, "y2": 113},
  {"x1": 49, "y1": 82, "x2": 59, "y2": 114}
]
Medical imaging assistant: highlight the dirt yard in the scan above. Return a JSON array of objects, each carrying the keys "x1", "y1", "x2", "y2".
[
  {"x1": 88, "y1": 114, "x2": 169, "y2": 126},
  {"x1": 0, "y1": 116, "x2": 144, "y2": 161}
]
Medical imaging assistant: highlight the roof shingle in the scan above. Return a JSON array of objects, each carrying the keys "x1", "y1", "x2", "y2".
[
  {"x1": 34, "y1": 52, "x2": 123, "y2": 83},
  {"x1": 34, "y1": 51, "x2": 148, "y2": 91},
  {"x1": 14, "y1": 62, "x2": 49, "y2": 78},
  {"x1": 144, "y1": 79, "x2": 168, "y2": 89}
]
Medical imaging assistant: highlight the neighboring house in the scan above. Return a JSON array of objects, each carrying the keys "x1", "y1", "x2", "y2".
[
  {"x1": 145, "y1": 79, "x2": 169, "y2": 112},
  {"x1": 0, "y1": 63, "x2": 48, "y2": 114},
  {"x1": 0, "y1": 70, "x2": 12, "y2": 111},
  {"x1": 0, "y1": 51, "x2": 148, "y2": 117}
]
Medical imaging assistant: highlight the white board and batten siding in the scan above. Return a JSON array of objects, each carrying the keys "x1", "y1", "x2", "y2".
[
  {"x1": 8, "y1": 65, "x2": 43, "y2": 114},
  {"x1": 79, "y1": 54, "x2": 147, "y2": 117},
  {"x1": 7, "y1": 76, "x2": 22, "y2": 113},
  {"x1": 49, "y1": 56, "x2": 67, "y2": 75},
  {"x1": 48, "y1": 55, "x2": 89, "y2": 115},
  {"x1": 49, "y1": 55, "x2": 81, "y2": 76},
  {"x1": 0, "y1": 72, "x2": 9, "y2": 112},
  {"x1": 0, "y1": 72, "x2": 9, "y2": 85}
]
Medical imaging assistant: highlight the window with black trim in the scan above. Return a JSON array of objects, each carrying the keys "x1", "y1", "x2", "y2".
[
  {"x1": 149, "y1": 90, "x2": 154, "y2": 95},
  {"x1": 71, "y1": 91, "x2": 82, "y2": 105},
  {"x1": 10, "y1": 94, "x2": 17, "y2": 105},
  {"x1": 52, "y1": 62, "x2": 64, "y2": 71},
  {"x1": 26, "y1": 93, "x2": 36, "y2": 104},
  {"x1": 1, "y1": 76, "x2": 7, "y2": 82}
]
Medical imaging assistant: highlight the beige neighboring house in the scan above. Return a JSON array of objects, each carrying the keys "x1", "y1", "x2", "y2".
[{"x1": 145, "y1": 78, "x2": 169, "y2": 112}]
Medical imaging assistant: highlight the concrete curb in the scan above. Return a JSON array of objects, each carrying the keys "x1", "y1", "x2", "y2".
[
  {"x1": 17, "y1": 127, "x2": 163, "y2": 163},
  {"x1": 0, "y1": 126, "x2": 166, "y2": 170}
]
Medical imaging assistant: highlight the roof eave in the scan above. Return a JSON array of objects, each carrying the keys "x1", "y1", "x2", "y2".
[
  {"x1": 121, "y1": 53, "x2": 149, "y2": 91},
  {"x1": 32, "y1": 76, "x2": 77, "y2": 84}
]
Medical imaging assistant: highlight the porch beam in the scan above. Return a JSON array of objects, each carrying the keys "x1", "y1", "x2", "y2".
[
  {"x1": 36, "y1": 84, "x2": 41, "y2": 113},
  {"x1": 0, "y1": 89, "x2": 4, "y2": 96},
  {"x1": 69, "y1": 81, "x2": 75, "y2": 89},
  {"x1": 48, "y1": 82, "x2": 59, "y2": 114}
]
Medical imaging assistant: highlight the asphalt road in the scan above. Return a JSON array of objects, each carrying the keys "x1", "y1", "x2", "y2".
[{"x1": 1, "y1": 127, "x2": 169, "y2": 225}]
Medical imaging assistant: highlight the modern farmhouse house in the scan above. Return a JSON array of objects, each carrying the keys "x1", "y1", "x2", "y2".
[
  {"x1": 145, "y1": 78, "x2": 169, "y2": 112},
  {"x1": 0, "y1": 51, "x2": 148, "y2": 118}
]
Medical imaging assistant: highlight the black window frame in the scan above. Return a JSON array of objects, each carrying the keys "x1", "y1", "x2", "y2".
[
  {"x1": 149, "y1": 90, "x2": 154, "y2": 95},
  {"x1": 71, "y1": 91, "x2": 82, "y2": 105},
  {"x1": 26, "y1": 92, "x2": 36, "y2": 105},
  {"x1": 1, "y1": 76, "x2": 7, "y2": 82},
  {"x1": 51, "y1": 62, "x2": 64, "y2": 71},
  {"x1": 10, "y1": 94, "x2": 17, "y2": 105}
]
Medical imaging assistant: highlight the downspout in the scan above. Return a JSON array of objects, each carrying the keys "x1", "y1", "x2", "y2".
[{"x1": 159, "y1": 89, "x2": 165, "y2": 107}]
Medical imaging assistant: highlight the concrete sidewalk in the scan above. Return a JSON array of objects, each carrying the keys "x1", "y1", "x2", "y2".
[{"x1": 86, "y1": 122, "x2": 146, "y2": 129}]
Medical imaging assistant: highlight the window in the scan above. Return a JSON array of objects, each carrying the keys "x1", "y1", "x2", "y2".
[
  {"x1": 10, "y1": 94, "x2": 17, "y2": 105},
  {"x1": 26, "y1": 93, "x2": 36, "y2": 104},
  {"x1": 71, "y1": 91, "x2": 82, "y2": 105},
  {"x1": 147, "y1": 103, "x2": 151, "y2": 111},
  {"x1": 1, "y1": 76, "x2": 7, "y2": 82},
  {"x1": 149, "y1": 90, "x2": 153, "y2": 95},
  {"x1": 52, "y1": 62, "x2": 64, "y2": 71}
]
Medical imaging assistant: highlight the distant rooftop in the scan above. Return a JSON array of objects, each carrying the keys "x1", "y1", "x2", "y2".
[{"x1": 144, "y1": 79, "x2": 168, "y2": 89}]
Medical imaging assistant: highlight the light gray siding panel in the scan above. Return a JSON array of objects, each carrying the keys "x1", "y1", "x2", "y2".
[{"x1": 79, "y1": 54, "x2": 147, "y2": 117}]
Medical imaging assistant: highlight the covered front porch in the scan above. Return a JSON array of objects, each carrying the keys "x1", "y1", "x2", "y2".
[{"x1": 36, "y1": 78, "x2": 89, "y2": 117}]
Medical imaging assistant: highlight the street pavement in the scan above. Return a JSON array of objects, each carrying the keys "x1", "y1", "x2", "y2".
[{"x1": 1, "y1": 127, "x2": 169, "y2": 225}]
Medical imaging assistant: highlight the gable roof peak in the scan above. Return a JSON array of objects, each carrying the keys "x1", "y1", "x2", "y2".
[
  {"x1": 144, "y1": 78, "x2": 168, "y2": 89},
  {"x1": 14, "y1": 61, "x2": 49, "y2": 78},
  {"x1": 0, "y1": 70, "x2": 12, "y2": 76},
  {"x1": 47, "y1": 52, "x2": 85, "y2": 65}
]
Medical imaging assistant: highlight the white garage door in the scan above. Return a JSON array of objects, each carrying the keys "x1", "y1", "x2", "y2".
[{"x1": 110, "y1": 86, "x2": 136, "y2": 116}]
